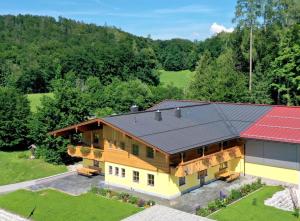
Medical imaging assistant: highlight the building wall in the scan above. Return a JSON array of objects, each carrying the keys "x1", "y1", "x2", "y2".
[{"x1": 245, "y1": 140, "x2": 300, "y2": 184}]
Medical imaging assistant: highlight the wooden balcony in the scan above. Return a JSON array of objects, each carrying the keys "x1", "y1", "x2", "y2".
[
  {"x1": 173, "y1": 145, "x2": 243, "y2": 177},
  {"x1": 67, "y1": 145, "x2": 104, "y2": 161}
]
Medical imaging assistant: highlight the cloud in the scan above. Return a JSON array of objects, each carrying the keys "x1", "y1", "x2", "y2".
[{"x1": 210, "y1": 22, "x2": 234, "y2": 34}]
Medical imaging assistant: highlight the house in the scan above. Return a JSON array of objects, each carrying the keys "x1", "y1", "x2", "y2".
[{"x1": 49, "y1": 100, "x2": 300, "y2": 199}]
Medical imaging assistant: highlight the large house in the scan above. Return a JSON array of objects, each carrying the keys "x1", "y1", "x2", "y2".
[{"x1": 50, "y1": 100, "x2": 300, "y2": 199}]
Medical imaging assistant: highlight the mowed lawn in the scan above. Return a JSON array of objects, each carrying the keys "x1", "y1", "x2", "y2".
[
  {"x1": 0, "y1": 189, "x2": 141, "y2": 221},
  {"x1": 159, "y1": 70, "x2": 194, "y2": 88},
  {"x1": 0, "y1": 151, "x2": 66, "y2": 185},
  {"x1": 210, "y1": 186, "x2": 298, "y2": 221},
  {"x1": 27, "y1": 93, "x2": 53, "y2": 112}
]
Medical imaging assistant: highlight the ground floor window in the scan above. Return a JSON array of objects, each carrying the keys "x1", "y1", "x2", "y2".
[
  {"x1": 147, "y1": 174, "x2": 155, "y2": 186},
  {"x1": 109, "y1": 166, "x2": 113, "y2": 174},
  {"x1": 219, "y1": 162, "x2": 228, "y2": 170},
  {"x1": 93, "y1": 160, "x2": 99, "y2": 167},
  {"x1": 115, "y1": 167, "x2": 119, "y2": 176},
  {"x1": 197, "y1": 170, "x2": 207, "y2": 179},
  {"x1": 179, "y1": 176, "x2": 186, "y2": 186},
  {"x1": 133, "y1": 171, "x2": 139, "y2": 183},
  {"x1": 121, "y1": 168, "x2": 125, "y2": 177}
]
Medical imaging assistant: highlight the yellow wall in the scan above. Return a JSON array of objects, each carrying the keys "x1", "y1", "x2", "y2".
[
  {"x1": 105, "y1": 159, "x2": 242, "y2": 198},
  {"x1": 245, "y1": 162, "x2": 299, "y2": 185}
]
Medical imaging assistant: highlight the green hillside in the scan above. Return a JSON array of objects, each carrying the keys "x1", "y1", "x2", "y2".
[{"x1": 159, "y1": 70, "x2": 194, "y2": 89}]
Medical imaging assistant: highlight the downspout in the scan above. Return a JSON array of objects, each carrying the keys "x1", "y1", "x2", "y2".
[{"x1": 243, "y1": 143, "x2": 246, "y2": 176}]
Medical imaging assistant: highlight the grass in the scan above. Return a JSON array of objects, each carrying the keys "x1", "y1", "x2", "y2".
[
  {"x1": 210, "y1": 186, "x2": 299, "y2": 221},
  {"x1": 0, "y1": 151, "x2": 67, "y2": 185},
  {"x1": 159, "y1": 69, "x2": 194, "y2": 88},
  {"x1": 27, "y1": 93, "x2": 53, "y2": 112},
  {"x1": 0, "y1": 189, "x2": 142, "y2": 221}
]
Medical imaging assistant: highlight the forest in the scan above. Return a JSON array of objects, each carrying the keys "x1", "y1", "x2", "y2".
[{"x1": 0, "y1": 0, "x2": 299, "y2": 164}]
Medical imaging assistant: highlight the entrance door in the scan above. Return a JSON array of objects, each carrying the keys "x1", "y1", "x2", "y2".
[{"x1": 200, "y1": 175, "x2": 205, "y2": 187}]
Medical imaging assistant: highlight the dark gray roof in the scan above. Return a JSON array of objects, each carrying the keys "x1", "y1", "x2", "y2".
[{"x1": 103, "y1": 101, "x2": 271, "y2": 154}]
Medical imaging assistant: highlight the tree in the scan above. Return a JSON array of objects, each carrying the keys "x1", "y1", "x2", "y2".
[
  {"x1": 29, "y1": 73, "x2": 90, "y2": 164},
  {"x1": 188, "y1": 49, "x2": 248, "y2": 102},
  {"x1": 270, "y1": 24, "x2": 300, "y2": 105},
  {"x1": 233, "y1": 0, "x2": 262, "y2": 92},
  {"x1": 0, "y1": 87, "x2": 30, "y2": 150}
]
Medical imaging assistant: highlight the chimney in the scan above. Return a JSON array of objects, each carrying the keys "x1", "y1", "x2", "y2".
[
  {"x1": 155, "y1": 110, "x2": 162, "y2": 121},
  {"x1": 175, "y1": 107, "x2": 181, "y2": 118},
  {"x1": 130, "y1": 105, "x2": 139, "y2": 113}
]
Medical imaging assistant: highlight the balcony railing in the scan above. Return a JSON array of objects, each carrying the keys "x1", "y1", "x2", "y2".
[
  {"x1": 173, "y1": 145, "x2": 243, "y2": 177},
  {"x1": 67, "y1": 145, "x2": 104, "y2": 161}
]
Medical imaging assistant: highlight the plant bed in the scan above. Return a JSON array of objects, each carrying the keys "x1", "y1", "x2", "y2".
[
  {"x1": 196, "y1": 178, "x2": 264, "y2": 217},
  {"x1": 68, "y1": 145, "x2": 76, "y2": 155},
  {"x1": 80, "y1": 146, "x2": 91, "y2": 155},
  {"x1": 90, "y1": 186, "x2": 155, "y2": 208},
  {"x1": 93, "y1": 149, "x2": 102, "y2": 158}
]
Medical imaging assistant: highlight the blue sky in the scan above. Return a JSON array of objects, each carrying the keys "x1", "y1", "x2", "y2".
[{"x1": 0, "y1": 0, "x2": 237, "y2": 40}]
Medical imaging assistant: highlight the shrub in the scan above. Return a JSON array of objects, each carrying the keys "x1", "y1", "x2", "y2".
[
  {"x1": 90, "y1": 186, "x2": 100, "y2": 194},
  {"x1": 68, "y1": 145, "x2": 76, "y2": 154},
  {"x1": 207, "y1": 201, "x2": 218, "y2": 212},
  {"x1": 98, "y1": 188, "x2": 109, "y2": 197},
  {"x1": 196, "y1": 207, "x2": 211, "y2": 217},
  {"x1": 128, "y1": 196, "x2": 138, "y2": 204},
  {"x1": 118, "y1": 192, "x2": 130, "y2": 202},
  {"x1": 137, "y1": 199, "x2": 146, "y2": 207},
  {"x1": 80, "y1": 146, "x2": 91, "y2": 155},
  {"x1": 93, "y1": 149, "x2": 102, "y2": 158},
  {"x1": 147, "y1": 200, "x2": 156, "y2": 206},
  {"x1": 228, "y1": 189, "x2": 242, "y2": 202},
  {"x1": 17, "y1": 152, "x2": 29, "y2": 159}
]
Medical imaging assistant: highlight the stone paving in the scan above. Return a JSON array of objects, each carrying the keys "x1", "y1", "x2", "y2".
[
  {"x1": 0, "y1": 209, "x2": 29, "y2": 221},
  {"x1": 28, "y1": 174, "x2": 103, "y2": 195},
  {"x1": 265, "y1": 187, "x2": 299, "y2": 211},
  {"x1": 122, "y1": 205, "x2": 214, "y2": 221}
]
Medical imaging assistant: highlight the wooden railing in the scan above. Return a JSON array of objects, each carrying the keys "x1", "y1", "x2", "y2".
[
  {"x1": 67, "y1": 145, "x2": 104, "y2": 161},
  {"x1": 172, "y1": 145, "x2": 243, "y2": 177}
]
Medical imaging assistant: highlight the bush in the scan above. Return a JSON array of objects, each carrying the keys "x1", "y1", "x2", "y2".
[
  {"x1": 147, "y1": 200, "x2": 156, "y2": 206},
  {"x1": 93, "y1": 149, "x2": 102, "y2": 158},
  {"x1": 17, "y1": 152, "x2": 29, "y2": 159},
  {"x1": 118, "y1": 192, "x2": 130, "y2": 202},
  {"x1": 137, "y1": 199, "x2": 146, "y2": 207},
  {"x1": 90, "y1": 186, "x2": 100, "y2": 194},
  {"x1": 128, "y1": 196, "x2": 138, "y2": 204},
  {"x1": 196, "y1": 207, "x2": 211, "y2": 217},
  {"x1": 293, "y1": 208, "x2": 300, "y2": 218},
  {"x1": 80, "y1": 146, "x2": 91, "y2": 155}
]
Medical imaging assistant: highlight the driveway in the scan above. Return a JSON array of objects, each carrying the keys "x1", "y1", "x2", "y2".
[{"x1": 28, "y1": 174, "x2": 104, "y2": 195}]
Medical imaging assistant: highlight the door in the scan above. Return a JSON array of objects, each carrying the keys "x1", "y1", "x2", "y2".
[
  {"x1": 200, "y1": 175, "x2": 205, "y2": 187},
  {"x1": 198, "y1": 169, "x2": 207, "y2": 187}
]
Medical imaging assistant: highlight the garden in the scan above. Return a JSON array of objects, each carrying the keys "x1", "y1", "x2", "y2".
[
  {"x1": 195, "y1": 178, "x2": 299, "y2": 221},
  {"x1": 0, "y1": 189, "x2": 143, "y2": 221}
]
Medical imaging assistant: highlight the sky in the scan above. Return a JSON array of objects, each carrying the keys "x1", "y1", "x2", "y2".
[{"x1": 0, "y1": 0, "x2": 237, "y2": 40}]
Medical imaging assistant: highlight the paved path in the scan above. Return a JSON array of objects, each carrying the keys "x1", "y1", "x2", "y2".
[
  {"x1": 0, "y1": 171, "x2": 75, "y2": 194},
  {"x1": 0, "y1": 209, "x2": 29, "y2": 221},
  {"x1": 122, "y1": 205, "x2": 214, "y2": 221}
]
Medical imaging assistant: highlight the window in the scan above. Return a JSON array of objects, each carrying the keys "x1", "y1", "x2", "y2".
[
  {"x1": 93, "y1": 160, "x2": 99, "y2": 167},
  {"x1": 197, "y1": 147, "x2": 203, "y2": 155},
  {"x1": 179, "y1": 177, "x2": 186, "y2": 186},
  {"x1": 146, "y1": 147, "x2": 154, "y2": 159},
  {"x1": 121, "y1": 168, "x2": 126, "y2": 178},
  {"x1": 197, "y1": 170, "x2": 207, "y2": 179},
  {"x1": 120, "y1": 142, "x2": 126, "y2": 150},
  {"x1": 114, "y1": 140, "x2": 117, "y2": 147},
  {"x1": 115, "y1": 167, "x2": 119, "y2": 176},
  {"x1": 132, "y1": 144, "x2": 139, "y2": 156},
  {"x1": 109, "y1": 166, "x2": 113, "y2": 174},
  {"x1": 219, "y1": 162, "x2": 228, "y2": 170},
  {"x1": 93, "y1": 132, "x2": 99, "y2": 144},
  {"x1": 204, "y1": 146, "x2": 209, "y2": 154},
  {"x1": 133, "y1": 171, "x2": 139, "y2": 183},
  {"x1": 218, "y1": 143, "x2": 222, "y2": 148},
  {"x1": 147, "y1": 174, "x2": 155, "y2": 186}
]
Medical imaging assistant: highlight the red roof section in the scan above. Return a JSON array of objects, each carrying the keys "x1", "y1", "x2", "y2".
[{"x1": 241, "y1": 106, "x2": 300, "y2": 144}]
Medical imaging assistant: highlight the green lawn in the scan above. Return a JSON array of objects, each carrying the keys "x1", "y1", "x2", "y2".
[
  {"x1": 0, "y1": 189, "x2": 141, "y2": 221},
  {"x1": 210, "y1": 186, "x2": 298, "y2": 221},
  {"x1": 0, "y1": 151, "x2": 67, "y2": 185},
  {"x1": 159, "y1": 69, "x2": 194, "y2": 88},
  {"x1": 27, "y1": 93, "x2": 53, "y2": 112}
]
